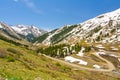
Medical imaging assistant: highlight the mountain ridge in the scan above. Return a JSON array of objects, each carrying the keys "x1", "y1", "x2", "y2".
[
  {"x1": 0, "y1": 22, "x2": 47, "y2": 42},
  {"x1": 35, "y1": 8, "x2": 120, "y2": 45}
]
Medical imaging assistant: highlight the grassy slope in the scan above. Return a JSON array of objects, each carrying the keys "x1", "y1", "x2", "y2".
[{"x1": 0, "y1": 40, "x2": 118, "y2": 80}]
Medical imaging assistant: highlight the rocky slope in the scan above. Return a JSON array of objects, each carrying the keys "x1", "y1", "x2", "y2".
[
  {"x1": 35, "y1": 8, "x2": 120, "y2": 45},
  {"x1": 0, "y1": 22, "x2": 47, "y2": 42},
  {"x1": 11, "y1": 24, "x2": 47, "y2": 41},
  {"x1": 0, "y1": 22, "x2": 22, "y2": 40}
]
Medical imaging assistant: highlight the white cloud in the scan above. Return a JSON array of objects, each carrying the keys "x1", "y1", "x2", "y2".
[
  {"x1": 23, "y1": 0, "x2": 43, "y2": 14},
  {"x1": 13, "y1": 0, "x2": 19, "y2": 2}
]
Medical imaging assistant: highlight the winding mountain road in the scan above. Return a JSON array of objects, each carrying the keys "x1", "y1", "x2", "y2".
[{"x1": 43, "y1": 52, "x2": 116, "y2": 72}]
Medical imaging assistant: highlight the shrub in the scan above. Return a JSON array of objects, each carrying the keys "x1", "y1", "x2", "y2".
[
  {"x1": 7, "y1": 48, "x2": 23, "y2": 56},
  {"x1": 0, "y1": 49, "x2": 8, "y2": 58},
  {"x1": 7, "y1": 76, "x2": 21, "y2": 80},
  {"x1": 84, "y1": 46, "x2": 91, "y2": 52},
  {"x1": 55, "y1": 62, "x2": 61, "y2": 67},
  {"x1": 62, "y1": 66, "x2": 71, "y2": 72},
  {"x1": 94, "y1": 26, "x2": 101, "y2": 33},
  {"x1": 96, "y1": 36, "x2": 101, "y2": 41},
  {"x1": 110, "y1": 29, "x2": 116, "y2": 33},
  {"x1": 7, "y1": 57, "x2": 15, "y2": 62}
]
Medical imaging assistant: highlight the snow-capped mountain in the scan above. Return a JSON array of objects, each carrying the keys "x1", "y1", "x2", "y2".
[
  {"x1": 0, "y1": 22, "x2": 47, "y2": 42},
  {"x1": 12, "y1": 25, "x2": 47, "y2": 37},
  {"x1": 0, "y1": 22, "x2": 22, "y2": 40},
  {"x1": 11, "y1": 25, "x2": 47, "y2": 41},
  {"x1": 36, "y1": 8, "x2": 120, "y2": 45}
]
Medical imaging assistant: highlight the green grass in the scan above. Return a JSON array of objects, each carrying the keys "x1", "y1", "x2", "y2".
[{"x1": 0, "y1": 39, "x2": 118, "y2": 80}]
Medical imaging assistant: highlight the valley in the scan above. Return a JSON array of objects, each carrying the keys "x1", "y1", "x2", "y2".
[
  {"x1": 0, "y1": 8, "x2": 120, "y2": 80},
  {"x1": 0, "y1": 38, "x2": 120, "y2": 80}
]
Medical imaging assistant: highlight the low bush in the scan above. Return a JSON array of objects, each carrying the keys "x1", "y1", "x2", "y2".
[
  {"x1": 7, "y1": 76, "x2": 22, "y2": 80},
  {"x1": 55, "y1": 62, "x2": 61, "y2": 67},
  {"x1": 84, "y1": 46, "x2": 91, "y2": 52},
  {"x1": 7, "y1": 48, "x2": 23, "y2": 56},
  {"x1": 7, "y1": 56, "x2": 15, "y2": 62},
  {"x1": 0, "y1": 49, "x2": 8, "y2": 58}
]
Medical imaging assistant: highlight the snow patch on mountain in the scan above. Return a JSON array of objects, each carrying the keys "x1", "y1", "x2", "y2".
[
  {"x1": 12, "y1": 25, "x2": 47, "y2": 37},
  {"x1": 35, "y1": 8, "x2": 120, "y2": 45},
  {"x1": 0, "y1": 24, "x2": 3, "y2": 28}
]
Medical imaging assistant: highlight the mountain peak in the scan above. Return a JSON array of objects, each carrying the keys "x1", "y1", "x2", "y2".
[
  {"x1": 111, "y1": 8, "x2": 120, "y2": 13},
  {"x1": 12, "y1": 24, "x2": 47, "y2": 37},
  {"x1": 35, "y1": 8, "x2": 120, "y2": 45}
]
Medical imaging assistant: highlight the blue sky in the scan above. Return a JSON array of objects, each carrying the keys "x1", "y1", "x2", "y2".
[{"x1": 0, "y1": 0, "x2": 120, "y2": 30}]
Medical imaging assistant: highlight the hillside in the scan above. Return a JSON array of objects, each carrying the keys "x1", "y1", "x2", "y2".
[
  {"x1": 0, "y1": 22, "x2": 47, "y2": 43},
  {"x1": 0, "y1": 8, "x2": 120, "y2": 80},
  {"x1": 0, "y1": 38, "x2": 119, "y2": 80},
  {"x1": 35, "y1": 8, "x2": 120, "y2": 45},
  {"x1": 11, "y1": 25, "x2": 47, "y2": 41},
  {"x1": 0, "y1": 22, "x2": 22, "y2": 40}
]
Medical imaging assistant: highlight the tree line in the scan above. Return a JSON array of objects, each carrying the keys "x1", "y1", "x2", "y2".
[{"x1": 37, "y1": 43, "x2": 91, "y2": 58}]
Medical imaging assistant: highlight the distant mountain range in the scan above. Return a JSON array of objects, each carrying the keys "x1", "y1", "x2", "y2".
[
  {"x1": 0, "y1": 22, "x2": 47, "y2": 42},
  {"x1": 11, "y1": 24, "x2": 47, "y2": 41},
  {"x1": 35, "y1": 8, "x2": 120, "y2": 45},
  {"x1": 0, "y1": 8, "x2": 120, "y2": 45}
]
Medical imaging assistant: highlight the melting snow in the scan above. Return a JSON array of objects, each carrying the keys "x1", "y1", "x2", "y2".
[
  {"x1": 111, "y1": 46, "x2": 119, "y2": 51},
  {"x1": 93, "y1": 64, "x2": 101, "y2": 69},
  {"x1": 72, "y1": 50, "x2": 76, "y2": 53},
  {"x1": 71, "y1": 44, "x2": 75, "y2": 47},
  {"x1": 64, "y1": 56, "x2": 88, "y2": 65},
  {"x1": 109, "y1": 54, "x2": 117, "y2": 57},
  {"x1": 78, "y1": 60, "x2": 88, "y2": 65},
  {"x1": 96, "y1": 45, "x2": 105, "y2": 49},
  {"x1": 96, "y1": 52, "x2": 106, "y2": 55},
  {"x1": 117, "y1": 36, "x2": 120, "y2": 41},
  {"x1": 77, "y1": 47, "x2": 85, "y2": 57}
]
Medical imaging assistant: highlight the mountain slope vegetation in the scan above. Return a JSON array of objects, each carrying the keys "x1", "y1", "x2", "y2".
[
  {"x1": 35, "y1": 8, "x2": 120, "y2": 45},
  {"x1": 0, "y1": 37, "x2": 119, "y2": 80},
  {"x1": 0, "y1": 8, "x2": 120, "y2": 80}
]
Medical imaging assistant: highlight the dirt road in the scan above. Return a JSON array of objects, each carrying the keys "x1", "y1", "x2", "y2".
[{"x1": 43, "y1": 52, "x2": 116, "y2": 72}]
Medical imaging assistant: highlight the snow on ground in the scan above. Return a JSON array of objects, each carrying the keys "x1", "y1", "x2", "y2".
[
  {"x1": 111, "y1": 47, "x2": 119, "y2": 51},
  {"x1": 71, "y1": 44, "x2": 75, "y2": 47},
  {"x1": 109, "y1": 54, "x2": 118, "y2": 57},
  {"x1": 96, "y1": 45, "x2": 105, "y2": 49},
  {"x1": 96, "y1": 52, "x2": 106, "y2": 55},
  {"x1": 118, "y1": 36, "x2": 120, "y2": 41},
  {"x1": 64, "y1": 56, "x2": 88, "y2": 65},
  {"x1": 77, "y1": 47, "x2": 85, "y2": 57},
  {"x1": 102, "y1": 40, "x2": 107, "y2": 43},
  {"x1": 97, "y1": 51, "x2": 118, "y2": 57},
  {"x1": 72, "y1": 50, "x2": 75, "y2": 53},
  {"x1": 111, "y1": 35, "x2": 117, "y2": 39},
  {"x1": 77, "y1": 52, "x2": 84, "y2": 57},
  {"x1": 112, "y1": 48, "x2": 119, "y2": 51},
  {"x1": 78, "y1": 60, "x2": 88, "y2": 65},
  {"x1": 93, "y1": 64, "x2": 101, "y2": 69}
]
